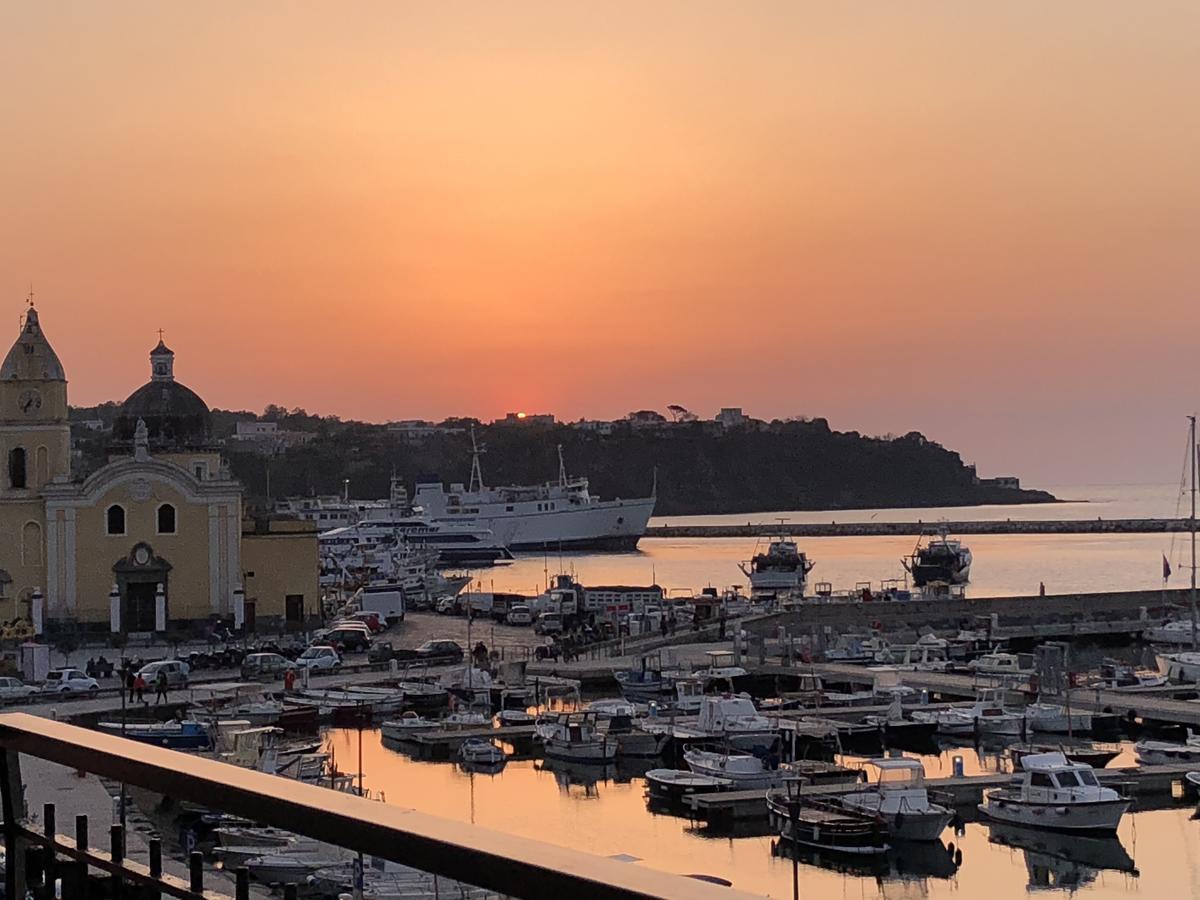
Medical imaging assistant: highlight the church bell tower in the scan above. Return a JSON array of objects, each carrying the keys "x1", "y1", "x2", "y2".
[{"x1": 0, "y1": 304, "x2": 71, "y2": 491}]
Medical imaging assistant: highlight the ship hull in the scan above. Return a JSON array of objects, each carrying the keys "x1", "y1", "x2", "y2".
[{"x1": 444, "y1": 497, "x2": 657, "y2": 552}]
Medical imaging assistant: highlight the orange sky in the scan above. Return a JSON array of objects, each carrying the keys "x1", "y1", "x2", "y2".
[{"x1": 2, "y1": 3, "x2": 1198, "y2": 484}]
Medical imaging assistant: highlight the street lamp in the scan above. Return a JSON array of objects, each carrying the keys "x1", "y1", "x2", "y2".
[{"x1": 786, "y1": 778, "x2": 800, "y2": 900}]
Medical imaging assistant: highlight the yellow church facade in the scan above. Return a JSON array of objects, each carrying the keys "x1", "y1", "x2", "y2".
[{"x1": 0, "y1": 306, "x2": 317, "y2": 634}]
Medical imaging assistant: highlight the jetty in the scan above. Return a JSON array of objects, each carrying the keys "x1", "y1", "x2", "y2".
[{"x1": 646, "y1": 517, "x2": 1190, "y2": 538}]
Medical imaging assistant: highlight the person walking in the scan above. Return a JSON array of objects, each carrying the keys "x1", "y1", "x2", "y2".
[
  {"x1": 133, "y1": 673, "x2": 147, "y2": 705},
  {"x1": 154, "y1": 670, "x2": 169, "y2": 704},
  {"x1": 284, "y1": 667, "x2": 296, "y2": 693},
  {"x1": 124, "y1": 668, "x2": 136, "y2": 703}
]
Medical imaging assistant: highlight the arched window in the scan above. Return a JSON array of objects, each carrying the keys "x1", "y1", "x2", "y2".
[
  {"x1": 106, "y1": 504, "x2": 126, "y2": 536},
  {"x1": 8, "y1": 448, "x2": 26, "y2": 490},
  {"x1": 157, "y1": 503, "x2": 176, "y2": 535},
  {"x1": 21, "y1": 521, "x2": 42, "y2": 566}
]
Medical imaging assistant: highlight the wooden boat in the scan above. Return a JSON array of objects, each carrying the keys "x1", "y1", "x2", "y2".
[{"x1": 767, "y1": 791, "x2": 889, "y2": 855}]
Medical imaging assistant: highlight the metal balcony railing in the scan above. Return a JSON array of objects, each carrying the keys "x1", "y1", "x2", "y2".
[{"x1": 0, "y1": 712, "x2": 762, "y2": 899}]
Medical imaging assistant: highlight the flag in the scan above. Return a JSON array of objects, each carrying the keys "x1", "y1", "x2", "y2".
[{"x1": 1163, "y1": 554, "x2": 1173, "y2": 581}]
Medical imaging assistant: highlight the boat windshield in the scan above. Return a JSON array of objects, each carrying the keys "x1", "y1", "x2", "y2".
[
  {"x1": 1077, "y1": 770, "x2": 1098, "y2": 786},
  {"x1": 877, "y1": 766, "x2": 921, "y2": 787},
  {"x1": 1054, "y1": 770, "x2": 1082, "y2": 787}
]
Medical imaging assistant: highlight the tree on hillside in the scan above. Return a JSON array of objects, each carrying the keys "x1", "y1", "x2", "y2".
[{"x1": 666, "y1": 405, "x2": 698, "y2": 423}]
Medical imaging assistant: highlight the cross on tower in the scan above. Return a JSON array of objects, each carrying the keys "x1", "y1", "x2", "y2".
[
  {"x1": 26, "y1": 285, "x2": 34, "y2": 309},
  {"x1": 157, "y1": 328, "x2": 165, "y2": 342}
]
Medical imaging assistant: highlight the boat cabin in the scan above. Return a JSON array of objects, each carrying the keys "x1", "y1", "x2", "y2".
[{"x1": 1005, "y1": 752, "x2": 1105, "y2": 802}]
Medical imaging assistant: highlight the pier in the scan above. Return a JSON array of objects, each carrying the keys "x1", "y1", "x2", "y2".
[{"x1": 646, "y1": 517, "x2": 1190, "y2": 538}]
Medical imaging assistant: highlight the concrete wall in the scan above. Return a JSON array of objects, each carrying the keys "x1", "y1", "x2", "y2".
[{"x1": 242, "y1": 519, "x2": 319, "y2": 628}]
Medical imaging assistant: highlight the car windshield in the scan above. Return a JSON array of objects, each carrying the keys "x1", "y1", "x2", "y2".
[
  {"x1": 300, "y1": 648, "x2": 326, "y2": 658},
  {"x1": 46, "y1": 673, "x2": 62, "y2": 681}
]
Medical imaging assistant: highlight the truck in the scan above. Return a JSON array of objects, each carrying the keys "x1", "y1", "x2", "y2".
[{"x1": 358, "y1": 584, "x2": 405, "y2": 626}]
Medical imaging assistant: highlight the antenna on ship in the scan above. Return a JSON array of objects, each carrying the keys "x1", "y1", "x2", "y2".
[
  {"x1": 469, "y1": 424, "x2": 486, "y2": 493},
  {"x1": 557, "y1": 444, "x2": 567, "y2": 488}
]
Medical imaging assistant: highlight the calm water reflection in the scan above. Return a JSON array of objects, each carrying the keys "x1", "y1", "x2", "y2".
[{"x1": 327, "y1": 728, "x2": 1196, "y2": 899}]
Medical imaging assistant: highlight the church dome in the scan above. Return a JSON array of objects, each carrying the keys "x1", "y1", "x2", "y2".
[{"x1": 113, "y1": 338, "x2": 213, "y2": 450}]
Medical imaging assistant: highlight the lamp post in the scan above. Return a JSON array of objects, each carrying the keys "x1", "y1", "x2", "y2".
[{"x1": 786, "y1": 778, "x2": 800, "y2": 900}]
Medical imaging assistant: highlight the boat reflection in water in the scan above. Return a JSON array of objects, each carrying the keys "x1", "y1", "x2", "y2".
[
  {"x1": 771, "y1": 837, "x2": 963, "y2": 882},
  {"x1": 985, "y1": 822, "x2": 1138, "y2": 891},
  {"x1": 537, "y1": 757, "x2": 619, "y2": 795}
]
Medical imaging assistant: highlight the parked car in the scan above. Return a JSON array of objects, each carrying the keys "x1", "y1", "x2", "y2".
[
  {"x1": 506, "y1": 605, "x2": 533, "y2": 626},
  {"x1": 534, "y1": 613, "x2": 563, "y2": 635},
  {"x1": 240, "y1": 652, "x2": 294, "y2": 680},
  {"x1": 344, "y1": 611, "x2": 386, "y2": 634},
  {"x1": 293, "y1": 646, "x2": 341, "y2": 671},
  {"x1": 317, "y1": 626, "x2": 372, "y2": 653},
  {"x1": 136, "y1": 660, "x2": 190, "y2": 689},
  {"x1": 435, "y1": 597, "x2": 460, "y2": 615},
  {"x1": 0, "y1": 677, "x2": 35, "y2": 702},
  {"x1": 414, "y1": 640, "x2": 464, "y2": 663},
  {"x1": 41, "y1": 669, "x2": 100, "y2": 693}
]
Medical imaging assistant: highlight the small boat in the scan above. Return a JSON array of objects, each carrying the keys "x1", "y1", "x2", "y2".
[
  {"x1": 614, "y1": 663, "x2": 673, "y2": 702},
  {"x1": 441, "y1": 709, "x2": 492, "y2": 729},
  {"x1": 458, "y1": 738, "x2": 506, "y2": 765},
  {"x1": 863, "y1": 696, "x2": 939, "y2": 743},
  {"x1": 1023, "y1": 702, "x2": 1093, "y2": 735},
  {"x1": 1011, "y1": 742, "x2": 1121, "y2": 770},
  {"x1": 1145, "y1": 619, "x2": 1199, "y2": 645},
  {"x1": 396, "y1": 680, "x2": 449, "y2": 712},
  {"x1": 911, "y1": 692, "x2": 1024, "y2": 736},
  {"x1": 693, "y1": 651, "x2": 748, "y2": 690},
  {"x1": 767, "y1": 792, "x2": 889, "y2": 855},
  {"x1": 1155, "y1": 651, "x2": 1200, "y2": 683},
  {"x1": 644, "y1": 768, "x2": 731, "y2": 804},
  {"x1": 1185, "y1": 770, "x2": 1200, "y2": 793},
  {"x1": 97, "y1": 720, "x2": 211, "y2": 749},
  {"x1": 245, "y1": 851, "x2": 348, "y2": 884},
  {"x1": 541, "y1": 712, "x2": 617, "y2": 763},
  {"x1": 496, "y1": 708, "x2": 535, "y2": 726},
  {"x1": 837, "y1": 758, "x2": 955, "y2": 842},
  {"x1": 1092, "y1": 659, "x2": 1168, "y2": 691},
  {"x1": 978, "y1": 752, "x2": 1131, "y2": 833},
  {"x1": 682, "y1": 749, "x2": 790, "y2": 789},
  {"x1": 1134, "y1": 735, "x2": 1200, "y2": 766},
  {"x1": 969, "y1": 652, "x2": 1034, "y2": 679},
  {"x1": 379, "y1": 711, "x2": 438, "y2": 740}
]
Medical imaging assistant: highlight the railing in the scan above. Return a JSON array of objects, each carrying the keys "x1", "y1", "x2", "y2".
[{"x1": 0, "y1": 713, "x2": 762, "y2": 900}]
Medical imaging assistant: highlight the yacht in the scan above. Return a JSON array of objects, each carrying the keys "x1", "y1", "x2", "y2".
[
  {"x1": 978, "y1": 752, "x2": 1131, "y2": 832},
  {"x1": 839, "y1": 759, "x2": 955, "y2": 841},
  {"x1": 738, "y1": 536, "x2": 814, "y2": 599},
  {"x1": 902, "y1": 527, "x2": 972, "y2": 587},
  {"x1": 413, "y1": 438, "x2": 655, "y2": 551}
]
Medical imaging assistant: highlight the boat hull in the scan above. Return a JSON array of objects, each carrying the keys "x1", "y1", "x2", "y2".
[{"x1": 979, "y1": 795, "x2": 1130, "y2": 833}]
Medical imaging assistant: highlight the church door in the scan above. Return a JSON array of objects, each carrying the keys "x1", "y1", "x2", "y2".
[{"x1": 124, "y1": 582, "x2": 158, "y2": 632}]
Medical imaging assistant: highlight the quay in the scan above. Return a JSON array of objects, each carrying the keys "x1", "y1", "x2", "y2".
[
  {"x1": 686, "y1": 764, "x2": 1196, "y2": 825},
  {"x1": 646, "y1": 517, "x2": 1190, "y2": 538}
]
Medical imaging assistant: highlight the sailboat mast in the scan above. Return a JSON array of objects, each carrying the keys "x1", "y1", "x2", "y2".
[
  {"x1": 1191, "y1": 415, "x2": 1197, "y2": 650},
  {"x1": 469, "y1": 425, "x2": 485, "y2": 493}
]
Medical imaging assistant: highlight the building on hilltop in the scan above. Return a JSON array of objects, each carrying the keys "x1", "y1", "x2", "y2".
[{"x1": 0, "y1": 308, "x2": 318, "y2": 635}]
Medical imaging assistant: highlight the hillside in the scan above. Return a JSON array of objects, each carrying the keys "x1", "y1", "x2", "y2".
[{"x1": 70, "y1": 406, "x2": 1054, "y2": 515}]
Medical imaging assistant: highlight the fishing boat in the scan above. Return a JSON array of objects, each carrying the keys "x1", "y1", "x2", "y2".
[
  {"x1": 837, "y1": 758, "x2": 955, "y2": 841},
  {"x1": 96, "y1": 720, "x2": 211, "y2": 749},
  {"x1": 682, "y1": 749, "x2": 789, "y2": 789},
  {"x1": 978, "y1": 752, "x2": 1131, "y2": 833},
  {"x1": 458, "y1": 738, "x2": 506, "y2": 765},
  {"x1": 541, "y1": 712, "x2": 617, "y2": 763},
  {"x1": 644, "y1": 769, "x2": 732, "y2": 804},
  {"x1": 902, "y1": 526, "x2": 972, "y2": 587},
  {"x1": 738, "y1": 536, "x2": 814, "y2": 600},
  {"x1": 767, "y1": 792, "x2": 889, "y2": 855}
]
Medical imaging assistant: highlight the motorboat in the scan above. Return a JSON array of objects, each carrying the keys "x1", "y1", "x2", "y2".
[
  {"x1": 825, "y1": 634, "x2": 889, "y2": 664},
  {"x1": 838, "y1": 758, "x2": 955, "y2": 841},
  {"x1": 1011, "y1": 742, "x2": 1121, "y2": 770},
  {"x1": 644, "y1": 768, "x2": 731, "y2": 804},
  {"x1": 969, "y1": 652, "x2": 1034, "y2": 679},
  {"x1": 614, "y1": 664, "x2": 673, "y2": 702},
  {"x1": 458, "y1": 738, "x2": 506, "y2": 766},
  {"x1": 96, "y1": 720, "x2": 211, "y2": 749},
  {"x1": 1023, "y1": 702, "x2": 1093, "y2": 735},
  {"x1": 911, "y1": 692, "x2": 1024, "y2": 736},
  {"x1": 682, "y1": 749, "x2": 789, "y2": 789},
  {"x1": 395, "y1": 680, "x2": 449, "y2": 712},
  {"x1": 440, "y1": 709, "x2": 492, "y2": 730},
  {"x1": 1145, "y1": 619, "x2": 1200, "y2": 645},
  {"x1": 1155, "y1": 651, "x2": 1200, "y2": 682},
  {"x1": 693, "y1": 651, "x2": 748, "y2": 690},
  {"x1": 541, "y1": 712, "x2": 617, "y2": 763},
  {"x1": 767, "y1": 792, "x2": 889, "y2": 855},
  {"x1": 1134, "y1": 734, "x2": 1200, "y2": 766},
  {"x1": 695, "y1": 695, "x2": 772, "y2": 737},
  {"x1": 496, "y1": 708, "x2": 535, "y2": 726},
  {"x1": 379, "y1": 712, "x2": 438, "y2": 740},
  {"x1": 978, "y1": 752, "x2": 1131, "y2": 833},
  {"x1": 1092, "y1": 659, "x2": 1167, "y2": 690},
  {"x1": 871, "y1": 642, "x2": 950, "y2": 671},
  {"x1": 863, "y1": 696, "x2": 939, "y2": 744},
  {"x1": 902, "y1": 527, "x2": 972, "y2": 587}
]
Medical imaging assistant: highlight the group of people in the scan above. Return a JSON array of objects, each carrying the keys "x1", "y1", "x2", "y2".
[{"x1": 121, "y1": 666, "x2": 171, "y2": 705}]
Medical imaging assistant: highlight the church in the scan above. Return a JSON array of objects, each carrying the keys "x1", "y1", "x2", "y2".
[{"x1": 0, "y1": 305, "x2": 318, "y2": 635}]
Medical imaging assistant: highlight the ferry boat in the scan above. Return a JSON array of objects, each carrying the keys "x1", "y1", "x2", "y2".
[
  {"x1": 902, "y1": 527, "x2": 972, "y2": 587},
  {"x1": 413, "y1": 437, "x2": 655, "y2": 551},
  {"x1": 978, "y1": 752, "x2": 1130, "y2": 833},
  {"x1": 738, "y1": 536, "x2": 814, "y2": 599}
]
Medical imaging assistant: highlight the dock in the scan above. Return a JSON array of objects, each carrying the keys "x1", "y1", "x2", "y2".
[
  {"x1": 384, "y1": 724, "x2": 538, "y2": 758},
  {"x1": 646, "y1": 517, "x2": 1192, "y2": 538},
  {"x1": 687, "y1": 764, "x2": 1197, "y2": 824}
]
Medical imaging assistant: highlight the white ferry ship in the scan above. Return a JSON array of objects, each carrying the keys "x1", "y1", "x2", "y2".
[{"x1": 413, "y1": 439, "x2": 655, "y2": 551}]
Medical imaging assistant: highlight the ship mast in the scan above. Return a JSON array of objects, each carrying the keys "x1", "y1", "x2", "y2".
[
  {"x1": 557, "y1": 444, "x2": 567, "y2": 488},
  {"x1": 1190, "y1": 415, "x2": 1197, "y2": 650},
  {"x1": 469, "y1": 425, "x2": 485, "y2": 493}
]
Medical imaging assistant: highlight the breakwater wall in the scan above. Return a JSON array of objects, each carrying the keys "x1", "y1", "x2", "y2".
[
  {"x1": 740, "y1": 587, "x2": 1188, "y2": 636},
  {"x1": 647, "y1": 518, "x2": 1190, "y2": 538}
]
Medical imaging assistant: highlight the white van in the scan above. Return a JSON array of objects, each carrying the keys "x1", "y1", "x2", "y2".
[{"x1": 506, "y1": 605, "x2": 532, "y2": 626}]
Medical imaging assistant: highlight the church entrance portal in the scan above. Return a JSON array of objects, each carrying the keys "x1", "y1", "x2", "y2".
[{"x1": 112, "y1": 542, "x2": 172, "y2": 633}]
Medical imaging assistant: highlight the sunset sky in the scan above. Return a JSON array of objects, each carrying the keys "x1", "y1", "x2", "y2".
[{"x1": 2, "y1": 3, "x2": 1198, "y2": 486}]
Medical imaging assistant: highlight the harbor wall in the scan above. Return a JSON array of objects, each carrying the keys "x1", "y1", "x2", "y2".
[
  {"x1": 740, "y1": 587, "x2": 1189, "y2": 636},
  {"x1": 646, "y1": 518, "x2": 1191, "y2": 538}
]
